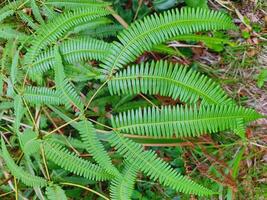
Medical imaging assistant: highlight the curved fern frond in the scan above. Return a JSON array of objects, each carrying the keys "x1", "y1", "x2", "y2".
[
  {"x1": 108, "y1": 60, "x2": 233, "y2": 105},
  {"x1": 17, "y1": 10, "x2": 39, "y2": 30},
  {"x1": 108, "y1": 132, "x2": 214, "y2": 196},
  {"x1": 1, "y1": 138, "x2": 47, "y2": 187},
  {"x1": 31, "y1": 0, "x2": 45, "y2": 24},
  {"x1": 45, "y1": 0, "x2": 110, "y2": 9},
  {"x1": 0, "y1": 25, "x2": 28, "y2": 41},
  {"x1": 110, "y1": 161, "x2": 138, "y2": 200},
  {"x1": 76, "y1": 120, "x2": 120, "y2": 176},
  {"x1": 30, "y1": 37, "x2": 110, "y2": 74},
  {"x1": 24, "y1": 7, "x2": 109, "y2": 66},
  {"x1": 46, "y1": 185, "x2": 67, "y2": 200},
  {"x1": 100, "y1": 7, "x2": 235, "y2": 73},
  {"x1": 0, "y1": 0, "x2": 24, "y2": 22},
  {"x1": 23, "y1": 86, "x2": 62, "y2": 105},
  {"x1": 54, "y1": 47, "x2": 84, "y2": 111},
  {"x1": 111, "y1": 105, "x2": 262, "y2": 138},
  {"x1": 43, "y1": 140, "x2": 112, "y2": 181}
]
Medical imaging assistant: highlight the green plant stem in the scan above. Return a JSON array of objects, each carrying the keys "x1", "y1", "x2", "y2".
[{"x1": 60, "y1": 182, "x2": 110, "y2": 200}]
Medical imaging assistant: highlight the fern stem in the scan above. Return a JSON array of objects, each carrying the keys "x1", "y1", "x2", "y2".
[
  {"x1": 0, "y1": 191, "x2": 14, "y2": 198},
  {"x1": 44, "y1": 116, "x2": 80, "y2": 138},
  {"x1": 60, "y1": 182, "x2": 110, "y2": 200},
  {"x1": 41, "y1": 145, "x2": 51, "y2": 181},
  {"x1": 84, "y1": 79, "x2": 110, "y2": 112},
  {"x1": 14, "y1": 177, "x2": 18, "y2": 200},
  {"x1": 139, "y1": 93, "x2": 160, "y2": 110},
  {"x1": 89, "y1": 118, "x2": 113, "y2": 130}
]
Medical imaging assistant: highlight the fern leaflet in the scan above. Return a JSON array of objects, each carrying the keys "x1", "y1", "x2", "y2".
[
  {"x1": 1, "y1": 138, "x2": 47, "y2": 187},
  {"x1": 109, "y1": 60, "x2": 233, "y2": 105},
  {"x1": 54, "y1": 46, "x2": 84, "y2": 111},
  {"x1": 101, "y1": 7, "x2": 235, "y2": 73},
  {"x1": 109, "y1": 132, "x2": 214, "y2": 196},
  {"x1": 43, "y1": 140, "x2": 112, "y2": 181},
  {"x1": 23, "y1": 86, "x2": 62, "y2": 105},
  {"x1": 77, "y1": 120, "x2": 120, "y2": 176},
  {"x1": 24, "y1": 7, "x2": 109, "y2": 66},
  {"x1": 110, "y1": 161, "x2": 138, "y2": 200},
  {"x1": 30, "y1": 37, "x2": 110, "y2": 74},
  {"x1": 111, "y1": 105, "x2": 262, "y2": 138}
]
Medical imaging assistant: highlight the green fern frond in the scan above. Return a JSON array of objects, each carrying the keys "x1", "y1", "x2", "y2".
[
  {"x1": 0, "y1": 25, "x2": 28, "y2": 41},
  {"x1": 76, "y1": 120, "x2": 120, "y2": 176},
  {"x1": 23, "y1": 86, "x2": 62, "y2": 105},
  {"x1": 0, "y1": 0, "x2": 24, "y2": 22},
  {"x1": 30, "y1": 37, "x2": 110, "y2": 74},
  {"x1": 110, "y1": 161, "x2": 138, "y2": 200},
  {"x1": 56, "y1": 80, "x2": 84, "y2": 111},
  {"x1": 17, "y1": 10, "x2": 39, "y2": 30},
  {"x1": 31, "y1": 0, "x2": 45, "y2": 24},
  {"x1": 46, "y1": 185, "x2": 67, "y2": 200},
  {"x1": 100, "y1": 7, "x2": 236, "y2": 73},
  {"x1": 0, "y1": 10, "x2": 14, "y2": 22},
  {"x1": 111, "y1": 105, "x2": 262, "y2": 138},
  {"x1": 54, "y1": 47, "x2": 84, "y2": 111},
  {"x1": 1, "y1": 138, "x2": 47, "y2": 187},
  {"x1": 24, "y1": 7, "x2": 109, "y2": 66},
  {"x1": 43, "y1": 140, "x2": 112, "y2": 181},
  {"x1": 108, "y1": 60, "x2": 233, "y2": 105},
  {"x1": 31, "y1": 0, "x2": 44, "y2": 24},
  {"x1": 45, "y1": 0, "x2": 110, "y2": 8},
  {"x1": 108, "y1": 132, "x2": 214, "y2": 196},
  {"x1": 42, "y1": 3, "x2": 57, "y2": 20}
]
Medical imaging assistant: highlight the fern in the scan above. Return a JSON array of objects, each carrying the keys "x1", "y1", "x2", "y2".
[
  {"x1": 101, "y1": 7, "x2": 235, "y2": 73},
  {"x1": 30, "y1": 37, "x2": 110, "y2": 74},
  {"x1": 24, "y1": 7, "x2": 109, "y2": 66},
  {"x1": 0, "y1": 0, "x2": 24, "y2": 22},
  {"x1": 76, "y1": 120, "x2": 120, "y2": 176},
  {"x1": 109, "y1": 60, "x2": 233, "y2": 105},
  {"x1": 45, "y1": 0, "x2": 110, "y2": 8},
  {"x1": 30, "y1": 0, "x2": 45, "y2": 24},
  {"x1": 23, "y1": 86, "x2": 62, "y2": 105},
  {"x1": 111, "y1": 105, "x2": 262, "y2": 138},
  {"x1": 108, "y1": 132, "x2": 214, "y2": 196},
  {"x1": 110, "y1": 161, "x2": 138, "y2": 200},
  {"x1": 17, "y1": 10, "x2": 39, "y2": 30},
  {"x1": 46, "y1": 185, "x2": 68, "y2": 200},
  {"x1": 43, "y1": 140, "x2": 112, "y2": 181},
  {"x1": 54, "y1": 46, "x2": 84, "y2": 111},
  {"x1": 0, "y1": 25, "x2": 28, "y2": 41},
  {"x1": 1, "y1": 138, "x2": 47, "y2": 187}
]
